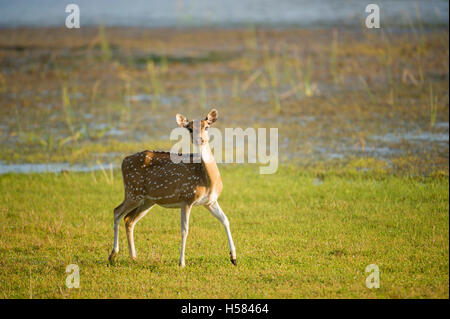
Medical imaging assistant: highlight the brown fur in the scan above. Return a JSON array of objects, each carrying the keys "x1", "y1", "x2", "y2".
[{"x1": 121, "y1": 150, "x2": 211, "y2": 206}]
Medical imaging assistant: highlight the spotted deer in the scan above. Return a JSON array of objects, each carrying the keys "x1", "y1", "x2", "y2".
[{"x1": 108, "y1": 109, "x2": 237, "y2": 267}]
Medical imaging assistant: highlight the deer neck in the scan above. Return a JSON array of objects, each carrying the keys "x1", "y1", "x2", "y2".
[{"x1": 200, "y1": 142, "x2": 222, "y2": 192}]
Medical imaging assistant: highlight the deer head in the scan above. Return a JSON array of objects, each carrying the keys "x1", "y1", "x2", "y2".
[{"x1": 176, "y1": 109, "x2": 218, "y2": 147}]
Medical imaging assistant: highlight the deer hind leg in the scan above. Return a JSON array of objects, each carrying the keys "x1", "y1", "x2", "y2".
[
  {"x1": 109, "y1": 199, "x2": 139, "y2": 264},
  {"x1": 124, "y1": 200, "x2": 155, "y2": 260},
  {"x1": 205, "y1": 201, "x2": 237, "y2": 266}
]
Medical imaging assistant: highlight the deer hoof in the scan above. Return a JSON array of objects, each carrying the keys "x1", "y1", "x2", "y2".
[
  {"x1": 230, "y1": 252, "x2": 237, "y2": 266},
  {"x1": 108, "y1": 251, "x2": 118, "y2": 264}
]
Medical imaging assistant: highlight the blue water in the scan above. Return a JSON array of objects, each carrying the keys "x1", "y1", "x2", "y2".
[
  {"x1": 0, "y1": 0, "x2": 448, "y2": 28},
  {"x1": 0, "y1": 162, "x2": 117, "y2": 174}
]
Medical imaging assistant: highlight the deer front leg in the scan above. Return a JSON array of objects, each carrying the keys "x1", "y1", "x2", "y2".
[
  {"x1": 205, "y1": 201, "x2": 237, "y2": 266},
  {"x1": 179, "y1": 203, "x2": 192, "y2": 267}
]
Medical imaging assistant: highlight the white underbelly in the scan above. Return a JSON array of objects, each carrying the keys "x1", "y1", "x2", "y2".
[{"x1": 157, "y1": 203, "x2": 182, "y2": 209}]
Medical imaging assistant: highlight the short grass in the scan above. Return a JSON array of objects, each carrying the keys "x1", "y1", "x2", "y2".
[{"x1": 0, "y1": 165, "x2": 448, "y2": 298}]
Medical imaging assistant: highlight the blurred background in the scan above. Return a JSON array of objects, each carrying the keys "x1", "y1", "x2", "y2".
[
  {"x1": 0, "y1": 0, "x2": 448, "y2": 175},
  {"x1": 1, "y1": 0, "x2": 448, "y2": 28}
]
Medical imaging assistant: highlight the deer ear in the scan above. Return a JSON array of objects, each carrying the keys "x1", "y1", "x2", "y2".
[
  {"x1": 176, "y1": 113, "x2": 189, "y2": 127},
  {"x1": 206, "y1": 109, "x2": 218, "y2": 125}
]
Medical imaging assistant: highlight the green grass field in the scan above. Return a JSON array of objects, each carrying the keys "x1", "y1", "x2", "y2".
[{"x1": 0, "y1": 165, "x2": 448, "y2": 298}]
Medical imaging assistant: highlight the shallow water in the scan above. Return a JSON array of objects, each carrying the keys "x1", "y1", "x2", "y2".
[
  {"x1": 125, "y1": 94, "x2": 182, "y2": 105},
  {"x1": 0, "y1": 0, "x2": 448, "y2": 28},
  {"x1": 0, "y1": 162, "x2": 117, "y2": 174},
  {"x1": 371, "y1": 131, "x2": 449, "y2": 144}
]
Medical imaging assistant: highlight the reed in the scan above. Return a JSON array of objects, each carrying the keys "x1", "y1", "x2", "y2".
[
  {"x1": 0, "y1": 73, "x2": 6, "y2": 94},
  {"x1": 147, "y1": 60, "x2": 163, "y2": 109},
  {"x1": 232, "y1": 74, "x2": 240, "y2": 100},
  {"x1": 330, "y1": 29, "x2": 339, "y2": 84},
  {"x1": 429, "y1": 84, "x2": 438, "y2": 129},
  {"x1": 96, "y1": 160, "x2": 113, "y2": 184},
  {"x1": 61, "y1": 85, "x2": 75, "y2": 135},
  {"x1": 199, "y1": 75, "x2": 207, "y2": 109},
  {"x1": 99, "y1": 26, "x2": 112, "y2": 62}
]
